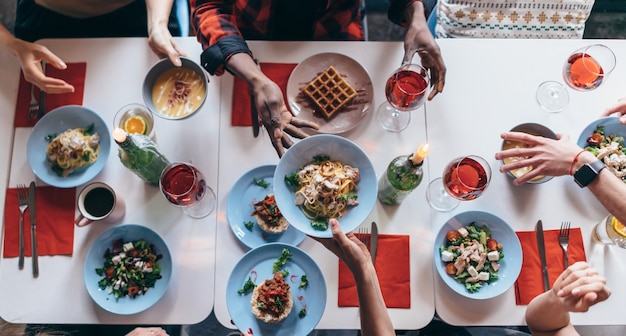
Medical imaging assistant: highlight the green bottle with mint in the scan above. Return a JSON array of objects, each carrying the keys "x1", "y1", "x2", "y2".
[
  {"x1": 377, "y1": 143, "x2": 429, "y2": 205},
  {"x1": 112, "y1": 128, "x2": 170, "y2": 186}
]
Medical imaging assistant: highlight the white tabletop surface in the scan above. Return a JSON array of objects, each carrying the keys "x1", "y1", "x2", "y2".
[
  {"x1": 214, "y1": 41, "x2": 434, "y2": 331},
  {"x1": 2, "y1": 37, "x2": 625, "y2": 329},
  {"x1": 429, "y1": 38, "x2": 626, "y2": 326},
  {"x1": 0, "y1": 38, "x2": 219, "y2": 325}
]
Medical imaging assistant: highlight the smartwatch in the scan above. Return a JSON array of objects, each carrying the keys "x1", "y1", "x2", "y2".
[{"x1": 574, "y1": 159, "x2": 605, "y2": 188}]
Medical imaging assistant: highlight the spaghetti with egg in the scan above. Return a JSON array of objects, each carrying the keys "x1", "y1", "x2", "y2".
[{"x1": 46, "y1": 125, "x2": 100, "y2": 177}]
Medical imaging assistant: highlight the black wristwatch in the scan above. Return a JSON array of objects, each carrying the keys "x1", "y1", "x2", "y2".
[{"x1": 574, "y1": 159, "x2": 605, "y2": 188}]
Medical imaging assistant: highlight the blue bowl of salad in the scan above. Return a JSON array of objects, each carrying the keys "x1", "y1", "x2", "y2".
[
  {"x1": 83, "y1": 224, "x2": 172, "y2": 314},
  {"x1": 434, "y1": 210, "x2": 522, "y2": 300},
  {"x1": 577, "y1": 117, "x2": 626, "y2": 183}
]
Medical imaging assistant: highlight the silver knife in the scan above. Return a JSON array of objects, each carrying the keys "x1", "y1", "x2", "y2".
[
  {"x1": 28, "y1": 181, "x2": 39, "y2": 278},
  {"x1": 536, "y1": 220, "x2": 549, "y2": 291},
  {"x1": 250, "y1": 58, "x2": 260, "y2": 137},
  {"x1": 370, "y1": 221, "x2": 379, "y2": 265}
]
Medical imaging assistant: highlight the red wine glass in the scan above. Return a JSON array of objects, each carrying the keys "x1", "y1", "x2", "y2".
[
  {"x1": 426, "y1": 155, "x2": 491, "y2": 212},
  {"x1": 377, "y1": 63, "x2": 430, "y2": 132},
  {"x1": 159, "y1": 162, "x2": 216, "y2": 218},
  {"x1": 562, "y1": 44, "x2": 615, "y2": 91}
]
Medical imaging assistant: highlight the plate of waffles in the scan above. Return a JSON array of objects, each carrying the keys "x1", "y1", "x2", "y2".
[{"x1": 287, "y1": 53, "x2": 373, "y2": 134}]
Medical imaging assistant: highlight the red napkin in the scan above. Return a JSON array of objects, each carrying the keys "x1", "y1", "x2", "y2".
[
  {"x1": 338, "y1": 234, "x2": 411, "y2": 308},
  {"x1": 3, "y1": 187, "x2": 76, "y2": 257},
  {"x1": 14, "y1": 62, "x2": 87, "y2": 128},
  {"x1": 231, "y1": 63, "x2": 298, "y2": 126},
  {"x1": 514, "y1": 228, "x2": 586, "y2": 305}
]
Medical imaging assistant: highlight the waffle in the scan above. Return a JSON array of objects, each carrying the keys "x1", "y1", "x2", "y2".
[{"x1": 301, "y1": 66, "x2": 357, "y2": 119}]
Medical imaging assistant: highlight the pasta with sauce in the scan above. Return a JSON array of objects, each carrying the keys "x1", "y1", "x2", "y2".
[
  {"x1": 45, "y1": 126, "x2": 100, "y2": 177},
  {"x1": 292, "y1": 157, "x2": 360, "y2": 221}
]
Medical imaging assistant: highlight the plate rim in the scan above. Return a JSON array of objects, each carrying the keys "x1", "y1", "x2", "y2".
[
  {"x1": 286, "y1": 52, "x2": 373, "y2": 135},
  {"x1": 26, "y1": 105, "x2": 111, "y2": 188},
  {"x1": 83, "y1": 223, "x2": 172, "y2": 315},
  {"x1": 227, "y1": 164, "x2": 306, "y2": 249},
  {"x1": 433, "y1": 210, "x2": 523, "y2": 300}
]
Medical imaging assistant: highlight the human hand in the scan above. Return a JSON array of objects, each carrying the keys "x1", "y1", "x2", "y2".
[
  {"x1": 311, "y1": 219, "x2": 371, "y2": 276},
  {"x1": 551, "y1": 262, "x2": 611, "y2": 313},
  {"x1": 148, "y1": 23, "x2": 187, "y2": 67},
  {"x1": 253, "y1": 78, "x2": 319, "y2": 157},
  {"x1": 9, "y1": 38, "x2": 74, "y2": 93},
  {"x1": 402, "y1": 2, "x2": 446, "y2": 100},
  {"x1": 125, "y1": 327, "x2": 169, "y2": 336},
  {"x1": 601, "y1": 97, "x2": 626, "y2": 124},
  {"x1": 494, "y1": 132, "x2": 588, "y2": 185}
]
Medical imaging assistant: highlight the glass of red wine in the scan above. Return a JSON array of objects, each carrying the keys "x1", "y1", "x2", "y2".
[
  {"x1": 426, "y1": 155, "x2": 491, "y2": 212},
  {"x1": 377, "y1": 63, "x2": 430, "y2": 132},
  {"x1": 159, "y1": 162, "x2": 216, "y2": 218},
  {"x1": 562, "y1": 44, "x2": 615, "y2": 91}
]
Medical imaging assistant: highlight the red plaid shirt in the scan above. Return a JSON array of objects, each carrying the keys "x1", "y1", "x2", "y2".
[{"x1": 191, "y1": 0, "x2": 418, "y2": 75}]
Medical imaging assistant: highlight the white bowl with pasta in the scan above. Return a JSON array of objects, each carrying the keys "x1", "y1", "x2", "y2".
[
  {"x1": 26, "y1": 105, "x2": 111, "y2": 188},
  {"x1": 274, "y1": 134, "x2": 377, "y2": 238}
]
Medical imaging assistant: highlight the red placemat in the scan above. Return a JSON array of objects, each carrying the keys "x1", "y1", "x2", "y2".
[{"x1": 14, "y1": 62, "x2": 87, "y2": 128}]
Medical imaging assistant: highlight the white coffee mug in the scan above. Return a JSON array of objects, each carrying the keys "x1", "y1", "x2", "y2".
[{"x1": 75, "y1": 182, "x2": 126, "y2": 227}]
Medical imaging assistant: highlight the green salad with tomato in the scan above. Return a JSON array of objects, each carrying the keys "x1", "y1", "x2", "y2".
[
  {"x1": 439, "y1": 224, "x2": 503, "y2": 293},
  {"x1": 95, "y1": 238, "x2": 163, "y2": 299},
  {"x1": 584, "y1": 125, "x2": 626, "y2": 183}
]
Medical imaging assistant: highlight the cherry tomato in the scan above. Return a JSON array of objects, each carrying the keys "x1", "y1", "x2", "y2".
[
  {"x1": 487, "y1": 239, "x2": 498, "y2": 251},
  {"x1": 445, "y1": 263, "x2": 456, "y2": 275},
  {"x1": 105, "y1": 267, "x2": 114, "y2": 279},
  {"x1": 587, "y1": 133, "x2": 604, "y2": 146},
  {"x1": 128, "y1": 286, "x2": 140, "y2": 296},
  {"x1": 446, "y1": 230, "x2": 460, "y2": 243}
]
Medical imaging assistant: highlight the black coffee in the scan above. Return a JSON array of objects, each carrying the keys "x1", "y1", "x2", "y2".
[{"x1": 84, "y1": 187, "x2": 115, "y2": 218}]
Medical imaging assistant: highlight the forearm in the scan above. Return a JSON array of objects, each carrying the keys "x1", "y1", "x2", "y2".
[
  {"x1": 146, "y1": 0, "x2": 174, "y2": 34},
  {"x1": 572, "y1": 151, "x2": 626, "y2": 223},
  {"x1": 353, "y1": 263, "x2": 394, "y2": 336},
  {"x1": 0, "y1": 24, "x2": 18, "y2": 54},
  {"x1": 525, "y1": 291, "x2": 572, "y2": 334},
  {"x1": 403, "y1": 1, "x2": 427, "y2": 28}
]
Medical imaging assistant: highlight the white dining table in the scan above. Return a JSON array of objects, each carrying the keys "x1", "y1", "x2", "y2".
[
  {"x1": 1, "y1": 36, "x2": 625, "y2": 331},
  {"x1": 0, "y1": 38, "x2": 219, "y2": 325},
  {"x1": 428, "y1": 38, "x2": 626, "y2": 327}
]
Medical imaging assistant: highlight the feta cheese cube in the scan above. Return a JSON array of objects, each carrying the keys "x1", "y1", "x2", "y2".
[
  {"x1": 487, "y1": 251, "x2": 500, "y2": 261},
  {"x1": 477, "y1": 272, "x2": 490, "y2": 281},
  {"x1": 457, "y1": 227, "x2": 469, "y2": 237},
  {"x1": 441, "y1": 250, "x2": 454, "y2": 262},
  {"x1": 468, "y1": 266, "x2": 478, "y2": 278},
  {"x1": 112, "y1": 255, "x2": 122, "y2": 265},
  {"x1": 123, "y1": 242, "x2": 134, "y2": 252}
]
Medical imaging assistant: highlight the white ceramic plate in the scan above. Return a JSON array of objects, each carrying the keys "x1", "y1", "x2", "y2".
[{"x1": 286, "y1": 53, "x2": 373, "y2": 134}]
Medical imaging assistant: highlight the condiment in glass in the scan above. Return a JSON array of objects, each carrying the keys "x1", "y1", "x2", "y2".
[
  {"x1": 378, "y1": 143, "x2": 429, "y2": 205},
  {"x1": 593, "y1": 214, "x2": 626, "y2": 248},
  {"x1": 113, "y1": 128, "x2": 170, "y2": 186}
]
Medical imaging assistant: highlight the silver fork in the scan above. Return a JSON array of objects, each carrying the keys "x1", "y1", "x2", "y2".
[
  {"x1": 357, "y1": 226, "x2": 370, "y2": 252},
  {"x1": 559, "y1": 221, "x2": 571, "y2": 269},
  {"x1": 28, "y1": 84, "x2": 39, "y2": 121},
  {"x1": 16, "y1": 184, "x2": 29, "y2": 270}
]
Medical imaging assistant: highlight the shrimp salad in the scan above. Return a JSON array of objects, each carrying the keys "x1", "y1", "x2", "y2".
[
  {"x1": 440, "y1": 224, "x2": 503, "y2": 293},
  {"x1": 584, "y1": 125, "x2": 626, "y2": 182},
  {"x1": 95, "y1": 238, "x2": 163, "y2": 299}
]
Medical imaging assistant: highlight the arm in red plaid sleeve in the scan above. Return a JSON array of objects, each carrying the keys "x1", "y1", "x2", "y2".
[{"x1": 190, "y1": 0, "x2": 252, "y2": 76}]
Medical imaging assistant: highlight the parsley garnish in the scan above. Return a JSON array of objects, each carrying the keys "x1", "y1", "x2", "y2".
[
  {"x1": 272, "y1": 248, "x2": 292, "y2": 273},
  {"x1": 244, "y1": 221, "x2": 254, "y2": 231},
  {"x1": 284, "y1": 172, "x2": 299, "y2": 188},
  {"x1": 298, "y1": 308, "x2": 307, "y2": 318},
  {"x1": 253, "y1": 177, "x2": 269, "y2": 188},
  {"x1": 237, "y1": 277, "x2": 256, "y2": 295},
  {"x1": 312, "y1": 155, "x2": 330, "y2": 163},
  {"x1": 299, "y1": 274, "x2": 309, "y2": 289},
  {"x1": 311, "y1": 219, "x2": 329, "y2": 231}
]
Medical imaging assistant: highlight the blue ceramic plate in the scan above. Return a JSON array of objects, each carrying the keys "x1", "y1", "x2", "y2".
[
  {"x1": 27, "y1": 105, "x2": 111, "y2": 188},
  {"x1": 274, "y1": 134, "x2": 377, "y2": 238},
  {"x1": 577, "y1": 116, "x2": 626, "y2": 148},
  {"x1": 227, "y1": 165, "x2": 306, "y2": 249},
  {"x1": 226, "y1": 243, "x2": 326, "y2": 335},
  {"x1": 433, "y1": 210, "x2": 522, "y2": 300},
  {"x1": 84, "y1": 224, "x2": 172, "y2": 315}
]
